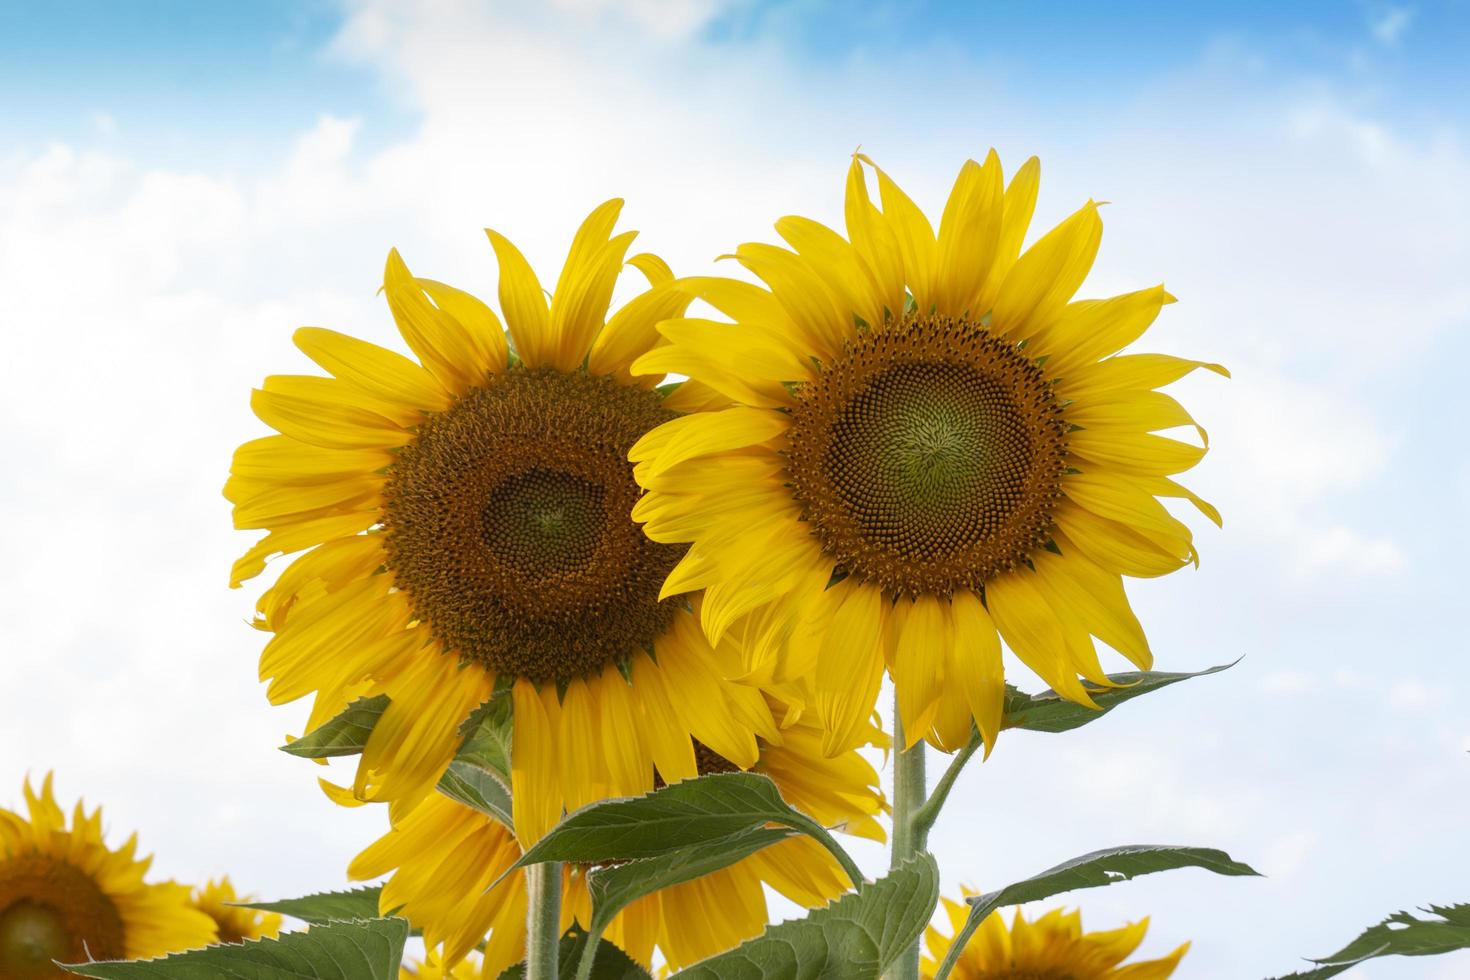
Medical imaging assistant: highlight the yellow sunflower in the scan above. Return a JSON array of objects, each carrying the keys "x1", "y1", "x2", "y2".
[
  {"x1": 0, "y1": 774, "x2": 216, "y2": 977},
  {"x1": 189, "y1": 877, "x2": 281, "y2": 945},
  {"x1": 400, "y1": 950, "x2": 482, "y2": 979},
  {"x1": 922, "y1": 892, "x2": 1188, "y2": 979},
  {"x1": 349, "y1": 705, "x2": 886, "y2": 975},
  {"x1": 227, "y1": 201, "x2": 793, "y2": 842},
  {"x1": 628, "y1": 152, "x2": 1225, "y2": 756}
]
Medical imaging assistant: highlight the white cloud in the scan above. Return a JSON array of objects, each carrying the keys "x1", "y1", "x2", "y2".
[
  {"x1": 1262, "y1": 670, "x2": 1318, "y2": 694},
  {"x1": 1291, "y1": 525, "x2": 1407, "y2": 581},
  {"x1": 1370, "y1": 5, "x2": 1414, "y2": 45}
]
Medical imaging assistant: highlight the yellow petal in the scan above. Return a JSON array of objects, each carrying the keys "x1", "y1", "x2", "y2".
[
  {"x1": 595, "y1": 667, "x2": 652, "y2": 798},
  {"x1": 775, "y1": 214, "x2": 886, "y2": 328},
  {"x1": 734, "y1": 242, "x2": 849, "y2": 360},
  {"x1": 511, "y1": 679, "x2": 561, "y2": 845},
  {"x1": 293, "y1": 327, "x2": 451, "y2": 412},
  {"x1": 382, "y1": 250, "x2": 494, "y2": 392},
  {"x1": 951, "y1": 590, "x2": 1004, "y2": 758},
  {"x1": 250, "y1": 386, "x2": 410, "y2": 451},
  {"x1": 860, "y1": 154, "x2": 938, "y2": 313},
  {"x1": 814, "y1": 581, "x2": 887, "y2": 757},
  {"x1": 975, "y1": 155, "x2": 1041, "y2": 315},
  {"x1": 990, "y1": 200, "x2": 1102, "y2": 340},
  {"x1": 415, "y1": 277, "x2": 510, "y2": 378},
  {"x1": 844, "y1": 155, "x2": 906, "y2": 319},
  {"x1": 485, "y1": 228, "x2": 551, "y2": 368},
  {"x1": 985, "y1": 573, "x2": 1096, "y2": 707},
  {"x1": 549, "y1": 219, "x2": 638, "y2": 370},
  {"x1": 1038, "y1": 285, "x2": 1174, "y2": 377},
  {"x1": 632, "y1": 407, "x2": 789, "y2": 477},
  {"x1": 557, "y1": 678, "x2": 604, "y2": 811},
  {"x1": 934, "y1": 150, "x2": 1003, "y2": 317},
  {"x1": 587, "y1": 283, "x2": 692, "y2": 381},
  {"x1": 893, "y1": 595, "x2": 948, "y2": 747}
]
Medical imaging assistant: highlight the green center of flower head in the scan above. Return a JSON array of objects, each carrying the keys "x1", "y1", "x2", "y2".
[
  {"x1": 384, "y1": 367, "x2": 687, "y2": 684},
  {"x1": 0, "y1": 903, "x2": 68, "y2": 978},
  {"x1": 787, "y1": 313, "x2": 1068, "y2": 598},
  {"x1": 0, "y1": 857, "x2": 126, "y2": 978}
]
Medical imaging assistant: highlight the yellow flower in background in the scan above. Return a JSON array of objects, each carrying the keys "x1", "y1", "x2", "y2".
[
  {"x1": 190, "y1": 877, "x2": 281, "y2": 945},
  {"x1": 400, "y1": 950, "x2": 482, "y2": 979},
  {"x1": 921, "y1": 892, "x2": 1188, "y2": 979},
  {"x1": 350, "y1": 707, "x2": 887, "y2": 974},
  {"x1": 0, "y1": 774, "x2": 216, "y2": 977},
  {"x1": 227, "y1": 202, "x2": 789, "y2": 842},
  {"x1": 629, "y1": 152, "x2": 1225, "y2": 756}
]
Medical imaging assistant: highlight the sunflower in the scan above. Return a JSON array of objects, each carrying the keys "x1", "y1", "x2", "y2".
[
  {"x1": 228, "y1": 201, "x2": 794, "y2": 842},
  {"x1": 400, "y1": 950, "x2": 482, "y2": 979},
  {"x1": 921, "y1": 892, "x2": 1188, "y2": 979},
  {"x1": 349, "y1": 703, "x2": 886, "y2": 975},
  {"x1": 628, "y1": 152, "x2": 1225, "y2": 756},
  {"x1": 189, "y1": 877, "x2": 281, "y2": 945},
  {"x1": 0, "y1": 774, "x2": 216, "y2": 977}
]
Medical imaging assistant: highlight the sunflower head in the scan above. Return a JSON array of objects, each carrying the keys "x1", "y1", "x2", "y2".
[
  {"x1": 922, "y1": 892, "x2": 1188, "y2": 979},
  {"x1": 190, "y1": 877, "x2": 281, "y2": 945},
  {"x1": 228, "y1": 202, "x2": 815, "y2": 846},
  {"x1": 0, "y1": 775, "x2": 216, "y2": 977},
  {"x1": 629, "y1": 151, "x2": 1225, "y2": 757}
]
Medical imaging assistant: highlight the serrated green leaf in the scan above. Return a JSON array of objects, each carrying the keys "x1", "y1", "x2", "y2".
[
  {"x1": 1268, "y1": 903, "x2": 1470, "y2": 979},
  {"x1": 1002, "y1": 662, "x2": 1235, "y2": 735},
  {"x1": 437, "y1": 759, "x2": 514, "y2": 828},
  {"x1": 237, "y1": 885, "x2": 387, "y2": 926},
  {"x1": 62, "y1": 916, "x2": 408, "y2": 979},
  {"x1": 510, "y1": 773, "x2": 860, "y2": 890},
  {"x1": 455, "y1": 692, "x2": 514, "y2": 782},
  {"x1": 933, "y1": 845, "x2": 1258, "y2": 980},
  {"x1": 586, "y1": 827, "x2": 792, "y2": 934},
  {"x1": 497, "y1": 926, "x2": 650, "y2": 980},
  {"x1": 676, "y1": 852, "x2": 939, "y2": 979},
  {"x1": 281, "y1": 695, "x2": 390, "y2": 758}
]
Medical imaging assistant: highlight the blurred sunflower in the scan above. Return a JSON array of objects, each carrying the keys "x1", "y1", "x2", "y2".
[
  {"x1": 628, "y1": 152, "x2": 1225, "y2": 755},
  {"x1": 0, "y1": 774, "x2": 216, "y2": 978},
  {"x1": 189, "y1": 877, "x2": 280, "y2": 945},
  {"x1": 349, "y1": 705, "x2": 886, "y2": 974},
  {"x1": 400, "y1": 950, "x2": 482, "y2": 979},
  {"x1": 921, "y1": 892, "x2": 1188, "y2": 979},
  {"x1": 227, "y1": 202, "x2": 786, "y2": 842}
]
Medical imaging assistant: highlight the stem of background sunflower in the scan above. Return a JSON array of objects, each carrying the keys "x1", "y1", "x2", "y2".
[
  {"x1": 885, "y1": 688, "x2": 928, "y2": 980},
  {"x1": 526, "y1": 861, "x2": 563, "y2": 980}
]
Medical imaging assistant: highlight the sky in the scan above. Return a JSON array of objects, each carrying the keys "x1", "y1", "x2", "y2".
[{"x1": 1, "y1": 0, "x2": 1468, "y2": 976}]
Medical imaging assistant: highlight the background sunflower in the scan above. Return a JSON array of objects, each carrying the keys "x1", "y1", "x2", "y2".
[{"x1": 0, "y1": 775, "x2": 216, "y2": 977}]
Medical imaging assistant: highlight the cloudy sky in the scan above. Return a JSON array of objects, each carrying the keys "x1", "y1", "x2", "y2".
[{"x1": 2, "y1": 1, "x2": 1468, "y2": 976}]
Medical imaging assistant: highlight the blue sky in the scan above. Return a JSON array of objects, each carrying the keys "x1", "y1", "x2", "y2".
[{"x1": 1, "y1": 2, "x2": 1467, "y2": 977}]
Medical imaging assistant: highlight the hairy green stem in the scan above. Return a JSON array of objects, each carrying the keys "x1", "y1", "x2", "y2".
[
  {"x1": 571, "y1": 923, "x2": 604, "y2": 980},
  {"x1": 912, "y1": 731, "x2": 981, "y2": 841},
  {"x1": 885, "y1": 689, "x2": 928, "y2": 980},
  {"x1": 525, "y1": 861, "x2": 563, "y2": 980}
]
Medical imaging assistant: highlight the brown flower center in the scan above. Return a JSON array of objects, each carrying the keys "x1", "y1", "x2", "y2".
[
  {"x1": 0, "y1": 856, "x2": 125, "y2": 978},
  {"x1": 384, "y1": 367, "x2": 686, "y2": 684},
  {"x1": 786, "y1": 314, "x2": 1067, "y2": 598}
]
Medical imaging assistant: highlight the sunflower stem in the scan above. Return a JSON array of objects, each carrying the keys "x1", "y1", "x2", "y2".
[
  {"x1": 526, "y1": 861, "x2": 563, "y2": 980},
  {"x1": 885, "y1": 689, "x2": 928, "y2": 980},
  {"x1": 912, "y1": 730, "x2": 981, "y2": 840}
]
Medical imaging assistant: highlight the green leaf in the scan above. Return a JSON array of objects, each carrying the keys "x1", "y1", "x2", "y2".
[
  {"x1": 676, "y1": 852, "x2": 940, "y2": 979},
  {"x1": 1268, "y1": 903, "x2": 1470, "y2": 979},
  {"x1": 237, "y1": 885, "x2": 387, "y2": 926},
  {"x1": 455, "y1": 692, "x2": 514, "y2": 782},
  {"x1": 510, "y1": 773, "x2": 861, "y2": 889},
  {"x1": 437, "y1": 759, "x2": 514, "y2": 828},
  {"x1": 587, "y1": 827, "x2": 792, "y2": 934},
  {"x1": 497, "y1": 926, "x2": 651, "y2": 980},
  {"x1": 281, "y1": 695, "x2": 389, "y2": 758},
  {"x1": 933, "y1": 844, "x2": 1259, "y2": 980},
  {"x1": 1002, "y1": 662, "x2": 1236, "y2": 735},
  {"x1": 62, "y1": 916, "x2": 408, "y2": 979}
]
